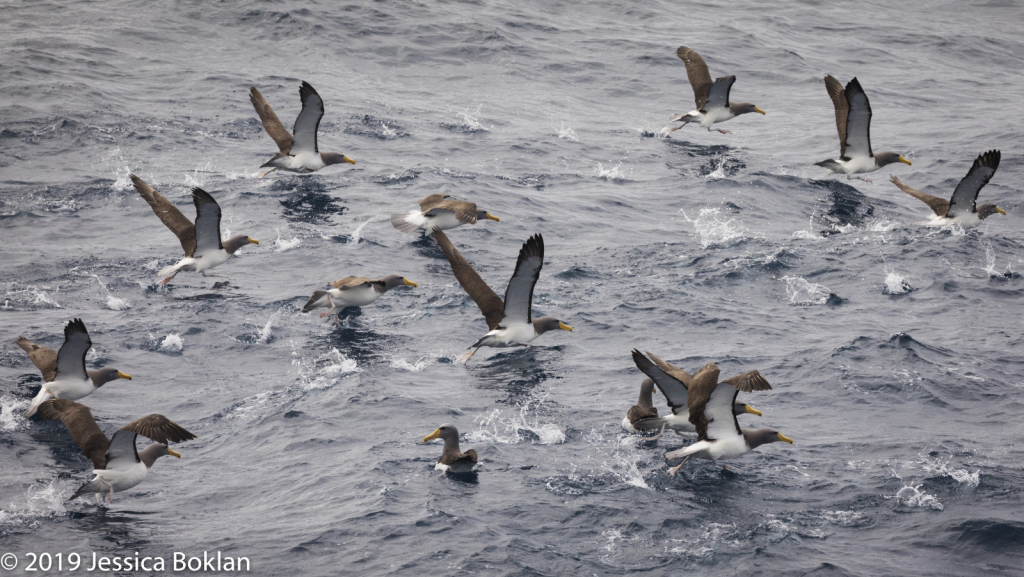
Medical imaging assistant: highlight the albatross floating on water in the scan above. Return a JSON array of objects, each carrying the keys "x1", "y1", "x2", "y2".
[
  {"x1": 667, "y1": 46, "x2": 765, "y2": 135},
  {"x1": 625, "y1": 350, "x2": 761, "y2": 435},
  {"x1": 391, "y1": 194, "x2": 500, "y2": 235},
  {"x1": 890, "y1": 150, "x2": 1005, "y2": 227},
  {"x1": 301, "y1": 275, "x2": 417, "y2": 326},
  {"x1": 422, "y1": 424, "x2": 478, "y2": 473},
  {"x1": 816, "y1": 76, "x2": 911, "y2": 182},
  {"x1": 21, "y1": 319, "x2": 131, "y2": 418},
  {"x1": 661, "y1": 362, "x2": 792, "y2": 475},
  {"x1": 432, "y1": 230, "x2": 572, "y2": 364},
  {"x1": 37, "y1": 399, "x2": 195, "y2": 503},
  {"x1": 132, "y1": 175, "x2": 258, "y2": 284},
  {"x1": 250, "y1": 81, "x2": 356, "y2": 177}
]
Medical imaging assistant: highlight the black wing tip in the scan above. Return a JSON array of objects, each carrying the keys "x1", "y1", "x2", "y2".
[
  {"x1": 631, "y1": 349, "x2": 654, "y2": 371},
  {"x1": 299, "y1": 81, "x2": 319, "y2": 100},
  {"x1": 65, "y1": 318, "x2": 87, "y2": 335},
  {"x1": 715, "y1": 75, "x2": 736, "y2": 83},
  {"x1": 522, "y1": 233, "x2": 544, "y2": 258},
  {"x1": 977, "y1": 150, "x2": 1001, "y2": 171},
  {"x1": 845, "y1": 77, "x2": 864, "y2": 94},
  {"x1": 191, "y1": 187, "x2": 217, "y2": 204}
]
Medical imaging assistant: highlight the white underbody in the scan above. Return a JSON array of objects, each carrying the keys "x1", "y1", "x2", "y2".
[
  {"x1": 310, "y1": 285, "x2": 382, "y2": 310},
  {"x1": 270, "y1": 151, "x2": 325, "y2": 173},
  {"x1": 672, "y1": 107, "x2": 735, "y2": 130},
  {"x1": 435, "y1": 459, "x2": 475, "y2": 474},
  {"x1": 158, "y1": 249, "x2": 230, "y2": 278},
  {"x1": 474, "y1": 322, "x2": 538, "y2": 348},
  {"x1": 620, "y1": 413, "x2": 694, "y2": 434},
  {"x1": 919, "y1": 212, "x2": 982, "y2": 228},
  {"x1": 91, "y1": 461, "x2": 148, "y2": 495},
  {"x1": 666, "y1": 435, "x2": 750, "y2": 462},
  {"x1": 26, "y1": 376, "x2": 95, "y2": 416},
  {"x1": 401, "y1": 210, "x2": 464, "y2": 233},
  {"x1": 824, "y1": 155, "x2": 877, "y2": 176}
]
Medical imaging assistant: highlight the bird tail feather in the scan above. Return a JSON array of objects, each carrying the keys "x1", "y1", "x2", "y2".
[
  {"x1": 69, "y1": 476, "x2": 104, "y2": 502},
  {"x1": 301, "y1": 291, "x2": 329, "y2": 313},
  {"x1": 158, "y1": 259, "x2": 194, "y2": 279},
  {"x1": 665, "y1": 440, "x2": 711, "y2": 461},
  {"x1": 22, "y1": 389, "x2": 53, "y2": 418},
  {"x1": 390, "y1": 211, "x2": 424, "y2": 235}
]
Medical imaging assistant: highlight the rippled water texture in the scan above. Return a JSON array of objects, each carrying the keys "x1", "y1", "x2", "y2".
[{"x1": 2, "y1": 1, "x2": 1023, "y2": 575}]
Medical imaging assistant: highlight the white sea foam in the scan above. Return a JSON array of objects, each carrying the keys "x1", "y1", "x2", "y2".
[
  {"x1": 380, "y1": 121, "x2": 396, "y2": 138},
  {"x1": 595, "y1": 162, "x2": 628, "y2": 181},
  {"x1": 456, "y1": 105, "x2": 487, "y2": 132},
  {"x1": 349, "y1": 214, "x2": 389, "y2": 244},
  {"x1": 0, "y1": 481, "x2": 68, "y2": 527},
  {"x1": 921, "y1": 456, "x2": 981, "y2": 488},
  {"x1": 706, "y1": 156, "x2": 726, "y2": 180},
  {"x1": 886, "y1": 470, "x2": 943, "y2": 510},
  {"x1": 273, "y1": 228, "x2": 302, "y2": 252},
  {"x1": 883, "y1": 267, "x2": 912, "y2": 295},
  {"x1": 291, "y1": 343, "x2": 359, "y2": 390},
  {"x1": 183, "y1": 160, "x2": 212, "y2": 188},
  {"x1": 0, "y1": 395, "x2": 30, "y2": 432},
  {"x1": 158, "y1": 333, "x2": 183, "y2": 352},
  {"x1": 821, "y1": 510, "x2": 864, "y2": 526},
  {"x1": 556, "y1": 122, "x2": 579, "y2": 141},
  {"x1": 469, "y1": 404, "x2": 565, "y2": 445},
  {"x1": 5, "y1": 286, "x2": 63, "y2": 309},
  {"x1": 254, "y1": 309, "x2": 284, "y2": 345},
  {"x1": 390, "y1": 357, "x2": 433, "y2": 372},
  {"x1": 680, "y1": 207, "x2": 747, "y2": 249},
  {"x1": 781, "y1": 276, "x2": 831, "y2": 305}
]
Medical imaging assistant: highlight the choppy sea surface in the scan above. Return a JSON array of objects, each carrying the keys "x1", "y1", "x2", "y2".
[{"x1": 2, "y1": 1, "x2": 1023, "y2": 575}]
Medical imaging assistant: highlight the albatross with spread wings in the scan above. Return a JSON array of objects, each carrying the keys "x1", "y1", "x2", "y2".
[
  {"x1": 132, "y1": 175, "x2": 258, "y2": 284},
  {"x1": 37, "y1": 399, "x2": 195, "y2": 503},
  {"x1": 391, "y1": 193, "x2": 500, "y2": 235},
  {"x1": 432, "y1": 230, "x2": 572, "y2": 363},
  {"x1": 890, "y1": 150, "x2": 1005, "y2": 227},
  {"x1": 661, "y1": 361, "x2": 792, "y2": 475},
  {"x1": 21, "y1": 319, "x2": 132, "y2": 418},
  {"x1": 667, "y1": 46, "x2": 765, "y2": 135},
  {"x1": 625, "y1": 350, "x2": 762, "y2": 435},
  {"x1": 301, "y1": 274, "x2": 417, "y2": 325},
  {"x1": 250, "y1": 81, "x2": 356, "y2": 177},
  {"x1": 816, "y1": 76, "x2": 911, "y2": 181}
]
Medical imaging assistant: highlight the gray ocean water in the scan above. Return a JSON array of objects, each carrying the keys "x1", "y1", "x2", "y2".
[{"x1": 2, "y1": 1, "x2": 1024, "y2": 575}]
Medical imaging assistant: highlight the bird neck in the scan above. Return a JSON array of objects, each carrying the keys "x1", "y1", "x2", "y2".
[
  {"x1": 741, "y1": 428, "x2": 777, "y2": 450},
  {"x1": 138, "y1": 445, "x2": 164, "y2": 468},
  {"x1": 222, "y1": 235, "x2": 250, "y2": 254}
]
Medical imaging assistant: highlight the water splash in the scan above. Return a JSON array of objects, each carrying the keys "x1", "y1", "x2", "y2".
[
  {"x1": 0, "y1": 481, "x2": 69, "y2": 527},
  {"x1": 349, "y1": 214, "x2": 389, "y2": 245},
  {"x1": 455, "y1": 105, "x2": 487, "y2": 132},
  {"x1": 157, "y1": 333, "x2": 183, "y2": 352},
  {"x1": 183, "y1": 160, "x2": 212, "y2": 188},
  {"x1": 921, "y1": 456, "x2": 980, "y2": 488},
  {"x1": 883, "y1": 266, "x2": 912, "y2": 295},
  {"x1": 781, "y1": 276, "x2": 831, "y2": 305},
  {"x1": 705, "y1": 156, "x2": 727, "y2": 179},
  {"x1": 390, "y1": 357, "x2": 433, "y2": 372},
  {"x1": 273, "y1": 228, "x2": 302, "y2": 252},
  {"x1": 556, "y1": 122, "x2": 579, "y2": 141},
  {"x1": 291, "y1": 343, "x2": 359, "y2": 390},
  {"x1": 469, "y1": 402, "x2": 565, "y2": 445},
  {"x1": 595, "y1": 162, "x2": 628, "y2": 181},
  {"x1": 885, "y1": 470, "x2": 943, "y2": 510},
  {"x1": 4, "y1": 286, "x2": 62, "y2": 309},
  {"x1": 680, "y1": 207, "x2": 747, "y2": 249},
  {"x1": 0, "y1": 395, "x2": 30, "y2": 432},
  {"x1": 254, "y1": 309, "x2": 285, "y2": 345},
  {"x1": 380, "y1": 121, "x2": 397, "y2": 138},
  {"x1": 91, "y1": 274, "x2": 131, "y2": 310}
]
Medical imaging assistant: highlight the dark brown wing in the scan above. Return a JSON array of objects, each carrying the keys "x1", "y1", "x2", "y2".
[
  {"x1": 432, "y1": 229, "x2": 505, "y2": 330},
  {"x1": 646, "y1": 351, "x2": 693, "y2": 387},
  {"x1": 890, "y1": 176, "x2": 950, "y2": 217},
  {"x1": 250, "y1": 86, "x2": 293, "y2": 154},
  {"x1": 685, "y1": 364, "x2": 722, "y2": 435},
  {"x1": 329, "y1": 276, "x2": 373, "y2": 289},
  {"x1": 121, "y1": 414, "x2": 197, "y2": 445},
  {"x1": 433, "y1": 200, "x2": 479, "y2": 225},
  {"x1": 720, "y1": 370, "x2": 772, "y2": 393},
  {"x1": 418, "y1": 194, "x2": 452, "y2": 211},
  {"x1": 824, "y1": 75, "x2": 849, "y2": 158},
  {"x1": 131, "y1": 175, "x2": 197, "y2": 257},
  {"x1": 15, "y1": 337, "x2": 57, "y2": 382},
  {"x1": 36, "y1": 399, "x2": 109, "y2": 469},
  {"x1": 677, "y1": 46, "x2": 714, "y2": 110},
  {"x1": 441, "y1": 448, "x2": 478, "y2": 466},
  {"x1": 627, "y1": 404, "x2": 659, "y2": 425}
]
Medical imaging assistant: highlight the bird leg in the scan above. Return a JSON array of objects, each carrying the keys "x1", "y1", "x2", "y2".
[
  {"x1": 320, "y1": 295, "x2": 338, "y2": 319},
  {"x1": 715, "y1": 129, "x2": 732, "y2": 134},
  {"x1": 668, "y1": 455, "x2": 692, "y2": 476},
  {"x1": 159, "y1": 272, "x2": 178, "y2": 285},
  {"x1": 847, "y1": 175, "x2": 873, "y2": 184},
  {"x1": 108, "y1": 484, "x2": 114, "y2": 503},
  {"x1": 259, "y1": 168, "x2": 277, "y2": 178},
  {"x1": 642, "y1": 423, "x2": 667, "y2": 442},
  {"x1": 456, "y1": 348, "x2": 479, "y2": 364},
  {"x1": 202, "y1": 272, "x2": 228, "y2": 278}
]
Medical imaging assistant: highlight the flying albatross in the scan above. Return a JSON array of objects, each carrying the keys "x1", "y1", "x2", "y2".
[
  {"x1": 667, "y1": 46, "x2": 765, "y2": 135},
  {"x1": 37, "y1": 399, "x2": 195, "y2": 503},
  {"x1": 890, "y1": 150, "x2": 1005, "y2": 227},
  {"x1": 21, "y1": 319, "x2": 132, "y2": 418},
  {"x1": 816, "y1": 76, "x2": 911, "y2": 181},
  {"x1": 132, "y1": 175, "x2": 259, "y2": 284},
  {"x1": 661, "y1": 362, "x2": 792, "y2": 475},
  {"x1": 250, "y1": 81, "x2": 356, "y2": 177},
  {"x1": 422, "y1": 424, "x2": 478, "y2": 473},
  {"x1": 432, "y1": 230, "x2": 573, "y2": 363},
  {"x1": 625, "y1": 350, "x2": 762, "y2": 435},
  {"x1": 301, "y1": 275, "x2": 417, "y2": 326},
  {"x1": 391, "y1": 193, "x2": 500, "y2": 235}
]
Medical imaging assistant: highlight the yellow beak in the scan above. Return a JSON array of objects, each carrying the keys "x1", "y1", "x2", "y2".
[
  {"x1": 777, "y1": 433, "x2": 794, "y2": 444},
  {"x1": 485, "y1": 212, "x2": 500, "y2": 222},
  {"x1": 423, "y1": 429, "x2": 441, "y2": 443},
  {"x1": 117, "y1": 371, "x2": 132, "y2": 380},
  {"x1": 403, "y1": 279, "x2": 418, "y2": 287},
  {"x1": 343, "y1": 155, "x2": 356, "y2": 165},
  {"x1": 248, "y1": 238, "x2": 260, "y2": 245},
  {"x1": 996, "y1": 207, "x2": 1007, "y2": 215},
  {"x1": 558, "y1": 322, "x2": 573, "y2": 332},
  {"x1": 167, "y1": 448, "x2": 182, "y2": 458},
  {"x1": 899, "y1": 156, "x2": 912, "y2": 166},
  {"x1": 754, "y1": 106, "x2": 766, "y2": 115},
  {"x1": 745, "y1": 405, "x2": 762, "y2": 417}
]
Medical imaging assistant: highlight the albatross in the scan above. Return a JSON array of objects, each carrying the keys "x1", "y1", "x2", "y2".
[
  {"x1": 890, "y1": 150, "x2": 1005, "y2": 227},
  {"x1": 661, "y1": 362, "x2": 792, "y2": 475},
  {"x1": 301, "y1": 275, "x2": 417, "y2": 325},
  {"x1": 132, "y1": 175, "x2": 259, "y2": 284},
  {"x1": 391, "y1": 193, "x2": 500, "y2": 235},
  {"x1": 422, "y1": 424, "x2": 478, "y2": 473},
  {"x1": 37, "y1": 399, "x2": 195, "y2": 503},
  {"x1": 667, "y1": 46, "x2": 765, "y2": 135},
  {"x1": 250, "y1": 81, "x2": 356, "y2": 177},
  {"x1": 625, "y1": 350, "x2": 762, "y2": 435},
  {"x1": 21, "y1": 319, "x2": 132, "y2": 418},
  {"x1": 432, "y1": 230, "x2": 572, "y2": 363},
  {"x1": 816, "y1": 76, "x2": 911, "y2": 181}
]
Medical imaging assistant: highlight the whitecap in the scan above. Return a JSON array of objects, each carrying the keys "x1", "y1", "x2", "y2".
[
  {"x1": 0, "y1": 395, "x2": 30, "y2": 432},
  {"x1": 158, "y1": 333, "x2": 184, "y2": 352},
  {"x1": 883, "y1": 266, "x2": 912, "y2": 295},
  {"x1": 680, "y1": 207, "x2": 747, "y2": 249},
  {"x1": 291, "y1": 344, "x2": 359, "y2": 390},
  {"x1": 780, "y1": 275, "x2": 831, "y2": 305},
  {"x1": 469, "y1": 404, "x2": 565, "y2": 445}
]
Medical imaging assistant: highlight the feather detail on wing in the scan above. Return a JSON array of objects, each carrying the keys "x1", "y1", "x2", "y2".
[
  {"x1": 190, "y1": 188, "x2": 223, "y2": 255},
  {"x1": 249, "y1": 86, "x2": 293, "y2": 154},
  {"x1": 947, "y1": 150, "x2": 1000, "y2": 218},
  {"x1": 890, "y1": 176, "x2": 950, "y2": 217},
  {"x1": 824, "y1": 75, "x2": 849, "y2": 158},
  {"x1": 16, "y1": 337, "x2": 57, "y2": 382},
  {"x1": 132, "y1": 175, "x2": 197, "y2": 256},
  {"x1": 646, "y1": 351, "x2": 693, "y2": 387},
  {"x1": 676, "y1": 46, "x2": 713, "y2": 110},
  {"x1": 36, "y1": 399, "x2": 108, "y2": 469},
  {"x1": 55, "y1": 319, "x2": 90, "y2": 382},
  {"x1": 121, "y1": 414, "x2": 197, "y2": 445},
  {"x1": 329, "y1": 276, "x2": 373, "y2": 290},
  {"x1": 417, "y1": 194, "x2": 452, "y2": 211},
  {"x1": 632, "y1": 350, "x2": 688, "y2": 414},
  {"x1": 430, "y1": 200, "x2": 479, "y2": 224},
  {"x1": 291, "y1": 81, "x2": 323, "y2": 154},
  {"x1": 432, "y1": 229, "x2": 505, "y2": 330},
  {"x1": 500, "y1": 234, "x2": 543, "y2": 326}
]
